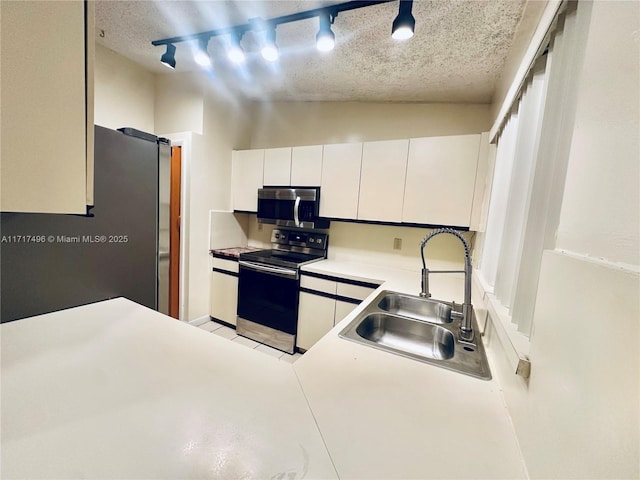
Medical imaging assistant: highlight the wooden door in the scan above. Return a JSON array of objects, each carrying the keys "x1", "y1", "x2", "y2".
[{"x1": 169, "y1": 146, "x2": 181, "y2": 319}]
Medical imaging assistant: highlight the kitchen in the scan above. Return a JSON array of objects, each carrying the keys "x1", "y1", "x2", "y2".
[{"x1": 1, "y1": 1, "x2": 638, "y2": 479}]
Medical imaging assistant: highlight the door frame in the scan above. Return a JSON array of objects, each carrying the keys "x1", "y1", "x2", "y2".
[{"x1": 159, "y1": 133, "x2": 191, "y2": 321}]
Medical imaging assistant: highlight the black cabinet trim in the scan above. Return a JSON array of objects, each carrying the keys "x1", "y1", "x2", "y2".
[
  {"x1": 300, "y1": 270, "x2": 381, "y2": 289},
  {"x1": 319, "y1": 217, "x2": 470, "y2": 231},
  {"x1": 209, "y1": 316, "x2": 237, "y2": 329},
  {"x1": 211, "y1": 252, "x2": 240, "y2": 261},
  {"x1": 212, "y1": 267, "x2": 238, "y2": 277},
  {"x1": 299, "y1": 287, "x2": 364, "y2": 305}
]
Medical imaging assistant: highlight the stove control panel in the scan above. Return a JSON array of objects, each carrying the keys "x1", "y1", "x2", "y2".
[{"x1": 271, "y1": 229, "x2": 328, "y2": 251}]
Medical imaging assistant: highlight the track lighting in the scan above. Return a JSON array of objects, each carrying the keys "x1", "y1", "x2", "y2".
[
  {"x1": 227, "y1": 33, "x2": 246, "y2": 64},
  {"x1": 193, "y1": 37, "x2": 211, "y2": 67},
  {"x1": 160, "y1": 44, "x2": 176, "y2": 69},
  {"x1": 316, "y1": 13, "x2": 335, "y2": 52},
  {"x1": 261, "y1": 28, "x2": 279, "y2": 62},
  {"x1": 152, "y1": 0, "x2": 411, "y2": 69},
  {"x1": 392, "y1": 0, "x2": 415, "y2": 40}
]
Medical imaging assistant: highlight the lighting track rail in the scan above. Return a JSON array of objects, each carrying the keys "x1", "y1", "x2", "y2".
[{"x1": 152, "y1": 0, "x2": 415, "y2": 69}]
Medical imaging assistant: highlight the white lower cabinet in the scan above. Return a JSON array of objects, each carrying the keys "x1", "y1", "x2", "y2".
[
  {"x1": 334, "y1": 300, "x2": 357, "y2": 324},
  {"x1": 297, "y1": 274, "x2": 378, "y2": 351},
  {"x1": 297, "y1": 292, "x2": 336, "y2": 351},
  {"x1": 210, "y1": 258, "x2": 239, "y2": 326}
]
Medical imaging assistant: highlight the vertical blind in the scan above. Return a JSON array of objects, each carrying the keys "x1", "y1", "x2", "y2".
[{"x1": 478, "y1": 2, "x2": 585, "y2": 337}]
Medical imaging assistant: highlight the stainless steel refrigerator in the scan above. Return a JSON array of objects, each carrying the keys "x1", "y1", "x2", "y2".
[{"x1": 0, "y1": 126, "x2": 171, "y2": 323}]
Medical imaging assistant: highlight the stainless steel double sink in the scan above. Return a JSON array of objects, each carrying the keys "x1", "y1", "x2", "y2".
[{"x1": 339, "y1": 290, "x2": 491, "y2": 380}]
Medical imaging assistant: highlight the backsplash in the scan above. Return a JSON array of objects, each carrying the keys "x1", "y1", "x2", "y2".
[{"x1": 245, "y1": 215, "x2": 472, "y2": 271}]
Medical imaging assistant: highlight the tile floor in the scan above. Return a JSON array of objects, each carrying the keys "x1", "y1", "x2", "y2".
[{"x1": 195, "y1": 319, "x2": 304, "y2": 364}]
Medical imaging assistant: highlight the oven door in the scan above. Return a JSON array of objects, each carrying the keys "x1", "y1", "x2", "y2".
[{"x1": 236, "y1": 261, "x2": 300, "y2": 353}]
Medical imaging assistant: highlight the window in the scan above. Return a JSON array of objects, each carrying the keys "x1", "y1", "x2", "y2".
[{"x1": 476, "y1": 2, "x2": 588, "y2": 339}]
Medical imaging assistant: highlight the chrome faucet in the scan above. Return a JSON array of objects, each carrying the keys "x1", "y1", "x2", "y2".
[{"x1": 420, "y1": 228, "x2": 474, "y2": 341}]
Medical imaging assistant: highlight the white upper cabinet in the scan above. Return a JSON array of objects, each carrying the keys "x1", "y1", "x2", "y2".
[
  {"x1": 358, "y1": 139, "x2": 409, "y2": 222},
  {"x1": 320, "y1": 143, "x2": 363, "y2": 219},
  {"x1": 263, "y1": 147, "x2": 292, "y2": 186},
  {"x1": 1, "y1": 1, "x2": 94, "y2": 213},
  {"x1": 469, "y1": 132, "x2": 495, "y2": 232},
  {"x1": 402, "y1": 134, "x2": 481, "y2": 227},
  {"x1": 232, "y1": 149, "x2": 264, "y2": 212},
  {"x1": 291, "y1": 145, "x2": 323, "y2": 186}
]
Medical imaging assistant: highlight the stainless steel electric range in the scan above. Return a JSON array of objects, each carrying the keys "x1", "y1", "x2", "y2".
[{"x1": 236, "y1": 228, "x2": 328, "y2": 354}]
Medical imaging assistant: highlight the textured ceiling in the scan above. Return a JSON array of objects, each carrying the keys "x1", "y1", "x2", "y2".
[{"x1": 95, "y1": 0, "x2": 526, "y2": 103}]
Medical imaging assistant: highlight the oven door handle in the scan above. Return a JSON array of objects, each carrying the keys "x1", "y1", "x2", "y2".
[
  {"x1": 239, "y1": 261, "x2": 299, "y2": 278},
  {"x1": 293, "y1": 196, "x2": 301, "y2": 227}
]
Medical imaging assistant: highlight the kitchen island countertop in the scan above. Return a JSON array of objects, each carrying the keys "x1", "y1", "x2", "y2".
[{"x1": 0, "y1": 299, "x2": 337, "y2": 480}]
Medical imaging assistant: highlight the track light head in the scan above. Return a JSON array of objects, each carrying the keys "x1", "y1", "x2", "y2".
[
  {"x1": 193, "y1": 37, "x2": 212, "y2": 67},
  {"x1": 261, "y1": 28, "x2": 279, "y2": 62},
  {"x1": 227, "y1": 32, "x2": 246, "y2": 64},
  {"x1": 160, "y1": 44, "x2": 176, "y2": 69},
  {"x1": 316, "y1": 12, "x2": 335, "y2": 52},
  {"x1": 392, "y1": 0, "x2": 415, "y2": 40}
]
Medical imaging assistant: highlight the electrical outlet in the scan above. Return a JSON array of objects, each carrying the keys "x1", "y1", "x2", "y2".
[{"x1": 393, "y1": 238, "x2": 402, "y2": 250}]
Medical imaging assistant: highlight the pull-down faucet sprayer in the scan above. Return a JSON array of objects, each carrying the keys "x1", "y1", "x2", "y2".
[{"x1": 420, "y1": 228, "x2": 474, "y2": 341}]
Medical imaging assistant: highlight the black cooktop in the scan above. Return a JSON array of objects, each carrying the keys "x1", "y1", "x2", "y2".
[{"x1": 239, "y1": 248, "x2": 325, "y2": 268}]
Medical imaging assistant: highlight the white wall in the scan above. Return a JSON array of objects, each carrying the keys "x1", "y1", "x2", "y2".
[
  {"x1": 484, "y1": 2, "x2": 640, "y2": 478},
  {"x1": 554, "y1": 1, "x2": 639, "y2": 268},
  {"x1": 94, "y1": 44, "x2": 155, "y2": 133},
  {"x1": 155, "y1": 73, "x2": 252, "y2": 321},
  {"x1": 202, "y1": 91, "x2": 252, "y2": 211},
  {"x1": 249, "y1": 102, "x2": 491, "y2": 148},
  {"x1": 155, "y1": 73, "x2": 205, "y2": 135}
]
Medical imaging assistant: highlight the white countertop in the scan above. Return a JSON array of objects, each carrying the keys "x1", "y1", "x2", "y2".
[
  {"x1": 296, "y1": 259, "x2": 527, "y2": 479},
  {"x1": 302, "y1": 259, "x2": 469, "y2": 305},
  {"x1": 1, "y1": 261, "x2": 527, "y2": 479}
]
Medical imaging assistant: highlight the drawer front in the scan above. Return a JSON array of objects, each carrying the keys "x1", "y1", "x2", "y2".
[
  {"x1": 336, "y1": 283, "x2": 376, "y2": 301},
  {"x1": 212, "y1": 257, "x2": 239, "y2": 274},
  {"x1": 301, "y1": 275, "x2": 337, "y2": 295}
]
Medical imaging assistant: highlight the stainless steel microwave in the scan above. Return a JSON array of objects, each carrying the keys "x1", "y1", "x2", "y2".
[{"x1": 257, "y1": 187, "x2": 329, "y2": 229}]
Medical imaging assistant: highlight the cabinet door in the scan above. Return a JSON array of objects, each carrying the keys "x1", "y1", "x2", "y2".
[
  {"x1": 358, "y1": 139, "x2": 409, "y2": 222},
  {"x1": 402, "y1": 134, "x2": 481, "y2": 227},
  {"x1": 297, "y1": 292, "x2": 335, "y2": 351},
  {"x1": 210, "y1": 271, "x2": 239, "y2": 326},
  {"x1": 1, "y1": 1, "x2": 91, "y2": 214},
  {"x1": 291, "y1": 145, "x2": 323, "y2": 186},
  {"x1": 334, "y1": 300, "x2": 357, "y2": 326},
  {"x1": 232, "y1": 149, "x2": 264, "y2": 212},
  {"x1": 263, "y1": 147, "x2": 292, "y2": 186},
  {"x1": 320, "y1": 143, "x2": 363, "y2": 219},
  {"x1": 469, "y1": 132, "x2": 495, "y2": 232}
]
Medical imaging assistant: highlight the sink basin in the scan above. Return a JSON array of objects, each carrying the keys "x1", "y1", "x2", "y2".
[
  {"x1": 378, "y1": 293, "x2": 452, "y2": 324},
  {"x1": 355, "y1": 313, "x2": 454, "y2": 360},
  {"x1": 339, "y1": 290, "x2": 492, "y2": 380}
]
